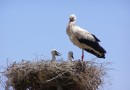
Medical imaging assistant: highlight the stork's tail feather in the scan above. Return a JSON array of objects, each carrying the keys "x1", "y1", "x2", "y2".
[
  {"x1": 98, "y1": 45, "x2": 107, "y2": 54},
  {"x1": 84, "y1": 48, "x2": 106, "y2": 59}
]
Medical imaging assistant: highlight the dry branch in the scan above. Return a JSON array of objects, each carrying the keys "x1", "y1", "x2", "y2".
[{"x1": 4, "y1": 60, "x2": 108, "y2": 90}]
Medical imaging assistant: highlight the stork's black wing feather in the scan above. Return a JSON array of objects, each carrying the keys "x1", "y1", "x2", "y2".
[
  {"x1": 91, "y1": 34, "x2": 100, "y2": 42},
  {"x1": 77, "y1": 37, "x2": 106, "y2": 58},
  {"x1": 84, "y1": 48, "x2": 105, "y2": 58}
]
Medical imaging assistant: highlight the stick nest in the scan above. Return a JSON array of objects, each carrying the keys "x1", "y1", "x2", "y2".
[{"x1": 5, "y1": 60, "x2": 107, "y2": 90}]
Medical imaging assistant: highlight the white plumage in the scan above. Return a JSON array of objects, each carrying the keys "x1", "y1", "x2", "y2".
[
  {"x1": 66, "y1": 14, "x2": 106, "y2": 61},
  {"x1": 68, "y1": 51, "x2": 74, "y2": 61},
  {"x1": 51, "y1": 49, "x2": 61, "y2": 61}
]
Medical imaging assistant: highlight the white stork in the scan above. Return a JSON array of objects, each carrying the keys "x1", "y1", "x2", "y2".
[
  {"x1": 51, "y1": 49, "x2": 61, "y2": 61},
  {"x1": 68, "y1": 51, "x2": 74, "y2": 61},
  {"x1": 66, "y1": 14, "x2": 106, "y2": 61},
  {"x1": 51, "y1": 49, "x2": 63, "y2": 90}
]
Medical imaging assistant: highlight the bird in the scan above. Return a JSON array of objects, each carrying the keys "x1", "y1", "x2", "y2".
[
  {"x1": 66, "y1": 14, "x2": 106, "y2": 61},
  {"x1": 68, "y1": 51, "x2": 74, "y2": 61},
  {"x1": 51, "y1": 49, "x2": 61, "y2": 61}
]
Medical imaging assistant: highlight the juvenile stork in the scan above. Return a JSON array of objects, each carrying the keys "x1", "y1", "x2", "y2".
[
  {"x1": 68, "y1": 51, "x2": 74, "y2": 61},
  {"x1": 51, "y1": 49, "x2": 61, "y2": 61},
  {"x1": 66, "y1": 14, "x2": 106, "y2": 61}
]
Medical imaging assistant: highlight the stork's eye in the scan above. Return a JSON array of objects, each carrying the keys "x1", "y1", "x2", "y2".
[{"x1": 54, "y1": 51, "x2": 57, "y2": 53}]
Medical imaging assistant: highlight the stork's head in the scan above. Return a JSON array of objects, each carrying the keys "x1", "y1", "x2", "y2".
[
  {"x1": 68, "y1": 51, "x2": 74, "y2": 59},
  {"x1": 69, "y1": 14, "x2": 76, "y2": 22},
  {"x1": 51, "y1": 49, "x2": 61, "y2": 56}
]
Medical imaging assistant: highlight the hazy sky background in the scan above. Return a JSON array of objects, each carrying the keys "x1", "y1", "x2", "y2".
[{"x1": 0, "y1": 0, "x2": 130, "y2": 90}]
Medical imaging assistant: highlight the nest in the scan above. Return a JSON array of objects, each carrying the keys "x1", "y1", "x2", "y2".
[{"x1": 5, "y1": 60, "x2": 107, "y2": 90}]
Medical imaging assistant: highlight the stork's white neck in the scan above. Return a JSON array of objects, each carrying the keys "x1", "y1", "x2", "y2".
[
  {"x1": 52, "y1": 54, "x2": 56, "y2": 61},
  {"x1": 68, "y1": 55, "x2": 72, "y2": 61},
  {"x1": 67, "y1": 21, "x2": 75, "y2": 35},
  {"x1": 68, "y1": 51, "x2": 73, "y2": 61},
  {"x1": 69, "y1": 21, "x2": 75, "y2": 26},
  {"x1": 68, "y1": 54, "x2": 72, "y2": 61}
]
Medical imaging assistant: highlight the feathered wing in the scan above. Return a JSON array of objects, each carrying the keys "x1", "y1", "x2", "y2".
[
  {"x1": 91, "y1": 34, "x2": 100, "y2": 42},
  {"x1": 74, "y1": 26, "x2": 98, "y2": 42},
  {"x1": 74, "y1": 26, "x2": 106, "y2": 58}
]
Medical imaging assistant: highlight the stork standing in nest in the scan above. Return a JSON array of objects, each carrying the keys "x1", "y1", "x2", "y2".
[
  {"x1": 66, "y1": 14, "x2": 106, "y2": 61},
  {"x1": 51, "y1": 49, "x2": 61, "y2": 62}
]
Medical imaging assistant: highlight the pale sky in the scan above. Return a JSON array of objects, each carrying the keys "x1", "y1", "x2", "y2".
[{"x1": 0, "y1": 0, "x2": 130, "y2": 90}]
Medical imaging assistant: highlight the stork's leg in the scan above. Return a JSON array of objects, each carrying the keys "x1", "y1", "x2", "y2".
[{"x1": 81, "y1": 49, "x2": 84, "y2": 61}]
